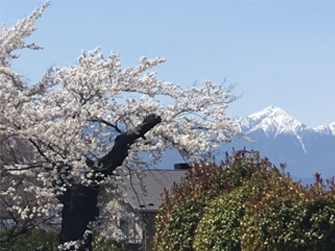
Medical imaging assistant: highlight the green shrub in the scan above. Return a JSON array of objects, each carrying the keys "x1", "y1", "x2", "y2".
[
  {"x1": 240, "y1": 173, "x2": 335, "y2": 251},
  {"x1": 193, "y1": 168, "x2": 284, "y2": 251},
  {"x1": 0, "y1": 229, "x2": 130, "y2": 251},
  {"x1": 0, "y1": 229, "x2": 58, "y2": 251},
  {"x1": 151, "y1": 150, "x2": 274, "y2": 251}
]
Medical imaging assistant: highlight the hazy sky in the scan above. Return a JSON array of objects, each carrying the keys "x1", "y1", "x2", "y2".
[{"x1": 1, "y1": 0, "x2": 334, "y2": 127}]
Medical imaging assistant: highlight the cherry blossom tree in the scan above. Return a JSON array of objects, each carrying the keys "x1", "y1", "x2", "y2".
[
  {"x1": 0, "y1": 1, "x2": 242, "y2": 250},
  {"x1": 0, "y1": 134, "x2": 61, "y2": 244}
]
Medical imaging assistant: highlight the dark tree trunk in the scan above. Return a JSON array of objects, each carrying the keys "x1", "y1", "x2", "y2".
[
  {"x1": 59, "y1": 184, "x2": 99, "y2": 251},
  {"x1": 57, "y1": 114, "x2": 161, "y2": 251}
]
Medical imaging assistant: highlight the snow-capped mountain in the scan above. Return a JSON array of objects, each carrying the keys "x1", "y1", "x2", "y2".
[
  {"x1": 238, "y1": 105, "x2": 334, "y2": 137},
  {"x1": 238, "y1": 105, "x2": 307, "y2": 137},
  {"x1": 159, "y1": 105, "x2": 334, "y2": 182},
  {"x1": 220, "y1": 106, "x2": 335, "y2": 180},
  {"x1": 314, "y1": 123, "x2": 335, "y2": 135}
]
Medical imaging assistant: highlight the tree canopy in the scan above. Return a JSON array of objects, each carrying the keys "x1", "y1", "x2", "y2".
[
  {"x1": 152, "y1": 150, "x2": 274, "y2": 251},
  {"x1": 0, "y1": 1, "x2": 243, "y2": 250},
  {"x1": 154, "y1": 151, "x2": 335, "y2": 251}
]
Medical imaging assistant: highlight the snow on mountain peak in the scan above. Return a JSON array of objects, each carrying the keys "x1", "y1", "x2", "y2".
[
  {"x1": 239, "y1": 106, "x2": 305, "y2": 137},
  {"x1": 232, "y1": 106, "x2": 334, "y2": 170},
  {"x1": 237, "y1": 106, "x2": 334, "y2": 139},
  {"x1": 330, "y1": 122, "x2": 335, "y2": 135},
  {"x1": 315, "y1": 122, "x2": 335, "y2": 135},
  {"x1": 249, "y1": 105, "x2": 290, "y2": 121}
]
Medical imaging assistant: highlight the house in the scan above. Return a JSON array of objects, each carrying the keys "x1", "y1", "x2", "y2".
[{"x1": 104, "y1": 164, "x2": 190, "y2": 251}]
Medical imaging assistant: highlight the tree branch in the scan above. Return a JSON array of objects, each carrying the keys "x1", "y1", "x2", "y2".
[
  {"x1": 88, "y1": 114, "x2": 161, "y2": 176},
  {"x1": 89, "y1": 118, "x2": 122, "y2": 134}
]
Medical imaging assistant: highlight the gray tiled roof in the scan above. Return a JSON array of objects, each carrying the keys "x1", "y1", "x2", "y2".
[{"x1": 121, "y1": 169, "x2": 188, "y2": 212}]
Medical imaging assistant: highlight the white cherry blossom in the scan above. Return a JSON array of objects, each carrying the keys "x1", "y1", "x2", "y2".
[{"x1": 0, "y1": 1, "x2": 244, "y2": 250}]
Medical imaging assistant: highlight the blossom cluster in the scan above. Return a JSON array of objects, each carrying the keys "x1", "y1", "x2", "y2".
[{"x1": 0, "y1": 0, "x2": 243, "y2": 243}]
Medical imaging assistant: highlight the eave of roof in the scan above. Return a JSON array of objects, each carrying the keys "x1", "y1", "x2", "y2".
[{"x1": 120, "y1": 169, "x2": 188, "y2": 212}]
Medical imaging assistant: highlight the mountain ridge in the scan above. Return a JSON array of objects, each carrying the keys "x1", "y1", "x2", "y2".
[
  {"x1": 158, "y1": 105, "x2": 334, "y2": 181},
  {"x1": 237, "y1": 105, "x2": 335, "y2": 137},
  {"x1": 221, "y1": 105, "x2": 335, "y2": 179}
]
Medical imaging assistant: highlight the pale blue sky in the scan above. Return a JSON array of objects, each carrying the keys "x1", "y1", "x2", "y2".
[{"x1": 1, "y1": 0, "x2": 335, "y2": 127}]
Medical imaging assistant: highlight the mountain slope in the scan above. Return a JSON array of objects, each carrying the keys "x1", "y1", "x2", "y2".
[
  {"x1": 158, "y1": 106, "x2": 334, "y2": 181},
  {"x1": 220, "y1": 106, "x2": 335, "y2": 179},
  {"x1": 238, "y1": 105, "x2": 307, "y2": 137}
]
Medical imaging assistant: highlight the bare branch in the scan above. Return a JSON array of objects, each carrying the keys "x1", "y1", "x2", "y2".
[
  {"x1": 89, "y1": 118, "x2": 122, "y2": 134},
  {"x1": 90, "y1": 114, "x2": 161, "y2": 176}
]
